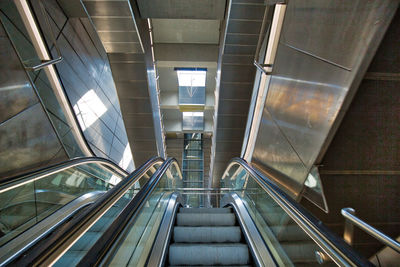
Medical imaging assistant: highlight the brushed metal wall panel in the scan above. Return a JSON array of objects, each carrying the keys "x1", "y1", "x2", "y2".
[
  {"x1": 265, "y1": 44, "x2": 348, "y2": 169},
  {"x1": 97, "y1": 31, "x2": 140, "y2": 43},
  {"x1": 282, "y1": 0, "x2": 393, "y2": 70},
  {"x1": 252, "y1": 108, "x2": 309, "y2": 197},
  {"x1": 91, "y1": 17, "x2": 136, "y2": 31},
  {"x1": 0, "y1": 104, "x2": 67, "y2": 179},
  {"x1": 251, "y1": 0, "x2": 398, "y2": 198},
  {"x1": 0, "y1": 35, "x2": 37, "y2": 122},
  {"x1": 83, "y1": 1, "x2": 132, "y2": 17},
  {"x1": 110, "y1": 62, "x2": 148, "y2": 81},
  {"x1": 137, "y1": 0, "x2": 226, "y2": 19},
  {"x1": 103, "y1": 42, "x2": 143, "y2": 54}
]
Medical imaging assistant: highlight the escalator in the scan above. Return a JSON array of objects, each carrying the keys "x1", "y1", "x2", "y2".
[
  {"x1": 0, "y1": 156, "x2": 163, "y2": 265},
  {"x1": 1, "y1": 157, "x2": 380, "y2": 266}
]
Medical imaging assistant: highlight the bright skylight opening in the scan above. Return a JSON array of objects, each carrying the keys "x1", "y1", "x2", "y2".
[{"x1": 177, "y1": 70, "x2": 206, "y2": 87}]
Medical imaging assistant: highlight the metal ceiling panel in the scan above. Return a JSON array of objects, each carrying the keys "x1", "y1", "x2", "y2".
[
  {"x1": 152, "y1": 19, "x2": 220, "y2": 44},
  {"x1": 83, "y1": 1, "x2": 132, "y2": 17},
  {"x1": 210, "y1": 0, "x2": 264, "y2": 186},
  {"x1": 137, "y1": 0, "x2": 226, "y2": 19},
  {"x1": 91, "y1": 17, "x2": 136, "y2": 31}
]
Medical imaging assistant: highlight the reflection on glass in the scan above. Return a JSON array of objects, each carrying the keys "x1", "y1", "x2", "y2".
[
  {"x1": 222, "y1": 164, "x2": 335, "y2": 266},
  {"x1": 106, "y1": 162, "x2": 183, "y2": 266},
  {"x1": 0, "y1": 162, "x2": 126, "y2": 247}
]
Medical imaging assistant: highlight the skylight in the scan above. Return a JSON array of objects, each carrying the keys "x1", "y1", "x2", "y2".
[{"x1": 177, "y1": 70, "x2": 206, "y2": 87}]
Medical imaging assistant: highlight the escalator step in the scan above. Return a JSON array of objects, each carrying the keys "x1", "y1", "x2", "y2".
[
  {"x1": 176, "y1": 213, "x2": 236, "y2": 226},
  {"x1": 179, "y1": 207, "x2": 232, "y2": 213},
  {"x1": 173, "y1": 226, "x2": 242, "y2": 243},
  {"x1": 169, "y1": 243, "x2": 250, "y2": 266}
]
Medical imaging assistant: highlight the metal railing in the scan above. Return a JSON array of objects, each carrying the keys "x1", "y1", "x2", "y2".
[
  {"x1": 77, "y1": 158, "x2": 180, "y2": 266},
  {"x1": 0, "y1": 157, "x2": 129, "y2": 194},
  {"x1": 341, "y1": 208, "x2": 400, "y2": 253},
  {"x1": 253, "y1": 2, "x2": 287, "y2": 75},
  {"x1": 225, "y1": 158, "x2": 373, "y2": 267},
  {"x1": 8, "y1": 157, "x2": 164, "y2": 266}
]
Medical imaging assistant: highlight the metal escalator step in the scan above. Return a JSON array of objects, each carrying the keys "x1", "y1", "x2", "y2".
[
  {"x1": 173, "y1": 226, "x2": 242, "y2": 243},
  {"x1": 179, "y1": 207, "x2": 232, "y2": 213},
  {"x1": 176, "y1": 213, "x2": 236, "y2": 226},
  {"x1": 169, "y1": 243, "x2": 250, "y2": 266}
]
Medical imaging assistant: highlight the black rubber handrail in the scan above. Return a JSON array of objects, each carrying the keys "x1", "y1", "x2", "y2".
[
  {"x1": 9, "y1": 156, "x2": 164, "y2": 266},
  {"x1": 0, "y1": 156, "x2": 129, "y2": 192},
  {"x1": 77, "y1": 158, "x2": 180, "y2": 266},
  {"x1": 225, "y1": 158, "x2": 373, "y2": 267}
]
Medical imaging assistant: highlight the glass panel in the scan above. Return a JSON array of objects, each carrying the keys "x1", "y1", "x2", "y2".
[
  {"x1": 222, "y1": 164, "x2": 336, "y2": 266},
  {"x1": 0, "y1": 161, "x2": 129, "y2": 247},
  {"x1": 182, "y1": 112, "x2": 204, "y2": 131},
  {"x1": 54, "y1": 162, "x2": 166, "y2": 266},
  {"x1": 106, "y1": 162, "x2": 183, "y2": 266}
]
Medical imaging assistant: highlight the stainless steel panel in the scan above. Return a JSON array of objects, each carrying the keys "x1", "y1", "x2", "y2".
[
  {"x1": 0, "y1": 104, "x2": 66, "y2": 178},
  {"x1": 108, "y1": 53, "x2": 144, "y2": 63},
  {"x1": 265, "y1": 44, "x2": 348, "y2": 169},
  {"x1": 219, "y1": 82, "x2": 252, "y2": 99},
  {"x1": 119, "y1": 98, "x2": 152, "y2": 114},
  {"x1": 251, "y1": 1, "x2": 399, "y2": 198},
  {"x1": 152, "y1": 19, "x2": 220, "y2": 44},
  {"x1": 97, "y1": 31, "x2": 139, "y2": 43},
  {"x1": 219, "y1": 100, "x2": 251, "y2": 115},
  {"x1": 230, "y1": 3, "x2": 265, "y2": 20},
  {"x1": 282, "y1": 0, "x2": 395, "y2": 70},
  {"x1": 83, "y1": 1, "x2": 132, "y2": 17},
  {"x1": 252, "y1": 108, "x2": 309, "y2": 197},
  {"x1": 224, "y1": 44, "x2": 256, "y2": 55},
  {"x1": 137, "y1": 0, "x2": 226, "y2": 19},
  {"x1": 221, "y1": 65, "x2": 255, "y2": 83},
  {"x1": 91, "y1": 17, "x2": 135, "y2": 31},
  {"x1": 114, "y1": 81, "x2": 149, "y2": 98},
  {"x1": 103, "y1": 42, "x2": 142, "y2": 53},
  {"x1": 227, "y1": 20, "x2": 262, "y2": 34},
  {"x1": 225, "y1": 34, "x2": 258, "y2": 46},
  {"x1": 109, "y1": 62, "x2": 147, "y2": 81},
  {"x1": 0, "y1": 35, "x2": 37, "y2": 122}
]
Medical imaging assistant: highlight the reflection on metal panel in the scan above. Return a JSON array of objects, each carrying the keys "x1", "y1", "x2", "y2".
[
  {"x1": 252, "y1": 108, "x2": 309, "y2": 198},
  {"x1": 251, "y1": 0, "x2": 398, "y2": 198},
  {"x1": 0, "y1": 104, "x2": 67, "y2": 179}
]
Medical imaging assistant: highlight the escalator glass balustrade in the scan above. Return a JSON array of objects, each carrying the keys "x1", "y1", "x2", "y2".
[{"x1": 0, "y1": 157, "x2": 162, "y2": 265}]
